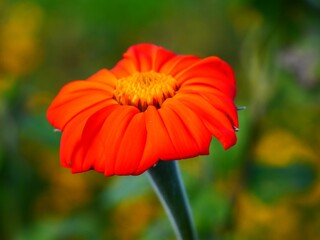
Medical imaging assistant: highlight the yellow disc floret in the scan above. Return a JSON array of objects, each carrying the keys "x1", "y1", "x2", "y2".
[{"x1": 113, "y1": 71, "x2": 177, "y2": 111}]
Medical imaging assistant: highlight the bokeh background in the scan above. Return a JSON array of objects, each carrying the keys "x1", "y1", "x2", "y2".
[{"x1": 1, "y1": 0, "x2": 320, "y2": 239}]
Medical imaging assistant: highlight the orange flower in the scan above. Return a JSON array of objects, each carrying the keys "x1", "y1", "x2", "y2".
[{"x1": 47, "y1": 44, "x2": 238, "y2": 176}]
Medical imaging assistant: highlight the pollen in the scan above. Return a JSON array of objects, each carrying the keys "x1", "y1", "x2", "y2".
[{"x1": 113, "y1": 71, "x2": 178, "y2": 111}]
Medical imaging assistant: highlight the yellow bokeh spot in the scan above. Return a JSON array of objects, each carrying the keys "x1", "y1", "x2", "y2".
[
  {"x1": 0, "y1": 2, "x2": 43, "y2": 75},
  {"x1": 0, "y1": 75, "x2": 16, "y2": 94},
  {"x1": 33, "y1": 150, "x2": 91, "y2": 217},
  {"x1": 112, "y1": 196, "x2": 157, "y2": 239},
  {"x1": 254, "y1": 129, "x2": 316, "y2": 166},
  {"x1": 235, "y1": 192, "x2": 299, "y2": 240}
]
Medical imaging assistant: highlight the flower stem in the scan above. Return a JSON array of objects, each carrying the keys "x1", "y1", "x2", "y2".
[{"x1": 147, "y1": 160, "x2": 198, "y2": 240}]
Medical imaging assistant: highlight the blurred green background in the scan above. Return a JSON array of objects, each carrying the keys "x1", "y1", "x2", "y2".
[{"x1": 1, "y1": 0, "x2": 320, "y2": 239}]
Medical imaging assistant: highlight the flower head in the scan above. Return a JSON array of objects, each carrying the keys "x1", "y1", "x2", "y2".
[{"x1": 47, "y1": 44, "x2": 239, "y2": 176}]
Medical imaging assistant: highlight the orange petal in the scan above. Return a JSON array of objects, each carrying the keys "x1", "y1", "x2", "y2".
[
  {"x1": 80, "y1": 105, "x2": 120, "y2": 172},
  {"x1": 47, "y1": 80, "x2": 116, "y2": 130},
  {"x1": 180, "y1": 76, "x2": 236, "y2": 99},
  {"x1": 174, "y1": 93, "x2": 237, "y2": 149},
  {"x1": 112, "y1": 43, "x2": 177, "y2": 75},
  {"x1": 175, "y1": 56, "x2": 235, "y2": 83},
  {"x1": 82, "y1": 106, "x2": 139, "y2": 175},
  {"x1": 111, "y1": 58, "x2": 138, "y2": 78},
  {"x1": 159, "y1": 105, "x2": 201, "y2": 159},
  {"x1": 179, "y1": 87, "x2": 239, "y2": 128},
  {"x1": 114, "y1": 112, "x2": 147, "y2": 175},
  {"x1": 148, "y1": 44, "x2": 176, "y2": 71},
  {"x1": 59, "y1": 115, "x2": 83, "y2": 170},
  {"x1": 87, "y1": 68, "x2": 118, "y2": 86},
  {"x1": 133, "y1": 127, "x2": 158, "y2": 175},
  {"x1": 200, "y1": 91, "x2": 238, "y2": 128},
  {"x1": 162, "y1": 98, "x2": 212, "y2": 155},
  {"x1": 134, "y1": 104, "x2": 205, "y2": 174},
  {"x1": 159, "y1": 55, "x2": 199, "y2": 75},
  {"x1": 144, "y1": 106, "x2": 179, "y2": 160},
  {"x1": 176, "y1": 57, "x2": 236, "y2": 98},
  {"x1": 59, "y1": 103, "x2": 109, "y2": 171}
]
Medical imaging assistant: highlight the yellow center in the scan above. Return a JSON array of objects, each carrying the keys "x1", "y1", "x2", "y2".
[{"x1": 113, "y1": 71, "x2": 178, "y2": 111}]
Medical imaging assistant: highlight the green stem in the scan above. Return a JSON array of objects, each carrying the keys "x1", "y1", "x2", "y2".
[{"x1": 147, "y1": 160, "x2": 198, "y2": 240}]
